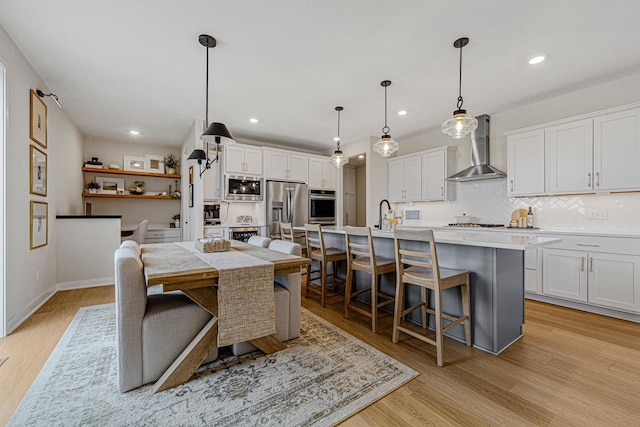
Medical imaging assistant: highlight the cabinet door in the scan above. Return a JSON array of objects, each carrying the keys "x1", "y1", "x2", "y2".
[
  {"x1": 507, "y1": 129, "x2": 545, "y2": 196},
  {"x1": 403, "y1": 157, "x2": 422, "y2": 201},
  {"x1": 322, "y1": 160, "x2": 336, "y2": 189},
  {"x1": 344, "y1": 194, "x2": 357, "y2": 226},
  {"x1": 307, "y1": 157, "x2": 323, "y2": 188},
  {"x1": 545, "y1": 119, "x2": 593, "y2": 194},
  {"x1": 422, "y1": 150, "x2": 445, "y2": 200},
  {"x1": 594, "y1": 108, "x2": 640, "y2": 191},
  {"x1": 225, "y1": 145, "x2": 246, "y2": 174},
  {"x1": 244, "y1": 147, "x2": 263, "y2": 175},
  {"x1": 265, "y1": 151, "x2": 288, "y2": 180},
  {"x1": 588, "y1": 252, "x2": 640, "y2": 312},
  {"x1": 344, "y1": 166, "x2": 357, "y2": 195},
  {"x1": 287, "y1": 154, "x2": 308, "y2": 182},
  {"x1": 388, "y1": 159, "x2": 405, "y2": 202},
  {"x1": 543, "y1": 248, "x2": 588, "y2": 301},
  {"x1": 524, "y1": 248, "x2": 542, "y2": 294}
]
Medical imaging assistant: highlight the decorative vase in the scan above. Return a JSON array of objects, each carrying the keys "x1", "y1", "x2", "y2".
[
  {"x1": 166, "y1": 167, "x2": 176, "y2": 175},
  {"x1": 174, "y1": 219, "x2": 180, "y2": 228},
  {"x1": 89, "y1": 189, "x2": 97, "y2": 194}
]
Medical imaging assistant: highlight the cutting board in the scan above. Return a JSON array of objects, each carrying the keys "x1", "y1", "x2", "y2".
[{"x1": 511, "y1": 209, "x2": 528, "y2": 221}]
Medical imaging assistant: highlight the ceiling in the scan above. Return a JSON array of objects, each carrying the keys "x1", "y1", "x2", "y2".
[{"x1": 2, "y1": 0, "x2": 640, "y2": 152}]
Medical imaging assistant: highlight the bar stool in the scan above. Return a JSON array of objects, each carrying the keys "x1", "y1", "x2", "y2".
[
  {"x1": 392, "y1": 228, "x2": 471, "y2": 367},
  {"x1": 344, "y1": 226, "x2": 396, "y2": 333},
  {"x1": 304, "y1": 223, "x2": 346, "y2": 307}
]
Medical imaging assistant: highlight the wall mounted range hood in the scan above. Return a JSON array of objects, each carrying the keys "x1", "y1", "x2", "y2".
[{"x1": 446, "y1": 114, "x2": 506, "y2": 182}]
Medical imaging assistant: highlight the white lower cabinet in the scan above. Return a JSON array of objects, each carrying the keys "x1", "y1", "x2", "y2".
[
  {"x1": 524, "y1": 248, "x2": 542, "y2": 294},
  {"x1": 542, "y1": 247, "x2": 640, "y2": 312},
  {"x1": 145, "y1": 228, "x2": 182, "y2": 244}
]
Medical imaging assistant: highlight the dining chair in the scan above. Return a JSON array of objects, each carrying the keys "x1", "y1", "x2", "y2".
[
  {"x1": 304, "y1": 223, "x2": 346, "y2": 307},
  {"x1": 121, "y1": 219, "x2": 149, "y2": 244},
  {"x1": 344, "y1": 226, "x2": 396, "y2": 333},
  {"x1": 280, "y1": 222, "x2": 295, "y2": 242},
  {"x1": 392, "y1": 228, "x2": 472, "y2": 367}
]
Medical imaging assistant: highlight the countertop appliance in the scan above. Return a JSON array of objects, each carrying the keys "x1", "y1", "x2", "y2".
[
  {"x1": 225, "y1": 175, "x2": 263, "y2": 201},
  {"x1": 266, "y1": 180, "x2": 308, "y2": 239},
  {"x1": 229, "y1": 226, "x2": 259, "y2": 242},
  {"x1": 203, "y1": 203, "x2": 220, "y2": 225},
  {"x1": 308, "y1": 189, "x2": 336, "y2": 225}
]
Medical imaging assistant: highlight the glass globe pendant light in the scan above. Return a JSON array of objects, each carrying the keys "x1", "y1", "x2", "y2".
[
  {"x1": 441, "y1": 37, "x2": 478, "y2": 139},
  {"x1": 330, "y1": 106, "x2": 349, "y2": 168},
  {"x1": 373, "y1": 80, "x2": 399, "y2": 157}
]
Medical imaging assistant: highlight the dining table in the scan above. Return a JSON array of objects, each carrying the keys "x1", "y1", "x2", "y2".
[{"x1": 141, "y1": 239, "x2": 310, "y2": 393}]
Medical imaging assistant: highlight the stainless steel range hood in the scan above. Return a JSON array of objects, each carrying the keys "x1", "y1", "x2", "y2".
[{"x1": 446, "y1": 114, "x2": 506, "y2": 181}]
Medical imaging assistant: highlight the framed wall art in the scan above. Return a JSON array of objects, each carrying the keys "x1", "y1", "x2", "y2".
[
  {"x1": 189, "y1": 183, "x2": 194, "y2": 207},
  {"x1": 123, "y1": 155, "x2": 146, "y2": 172},
  {"x1": 189, "y1": 165, "x2": 194, "y2": 184},
  {"x1": 30, "y1": 200, "x2": 48, "y2": 249},
  {"x1": 145, "y1": 153, "x2": 164, "y2": 173},
  {"x1": 30, "y1": 144, "x2": 47, "y2": 196},
  {"x1": 96, "y1": 176, "x2": 124, "y2": 194},
  {"x1": 30, "y1": 89, "x2": 47, "y2": 148}
]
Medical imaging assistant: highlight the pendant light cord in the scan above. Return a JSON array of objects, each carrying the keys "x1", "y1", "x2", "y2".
[
  {"x1": 337, "y1": 108, "x2": 341, "y2": 150},
  {"x1": 205, "y1": 45, "x2": 209, "y2": 127},
  {"x1": 382, "y1": 84, "x2": 390, "y2": 135},
  {"x1": 457, "y1": 43, "x2": 464, "y2": 110}
]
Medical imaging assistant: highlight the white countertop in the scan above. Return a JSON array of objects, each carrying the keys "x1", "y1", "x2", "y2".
[
  {"x1": 420, "y1": 225, "x2": 640, "y2": 239},
  {"x1": 301, "y1": 226, "x2": 561, "y2": 250},
  {"x1": 204, "y1": 223, "x2": 267, "y2": 228}
]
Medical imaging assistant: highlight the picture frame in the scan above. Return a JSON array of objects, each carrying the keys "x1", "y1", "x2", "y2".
[
  {"x1": 189, "y1": 165, "x2": 194, "y2": 184},
  {"x1": 96, "y1": 176, "x2": 125, "y2": 194},
  {"x1": 30, "y1": 89, "x2": 47, "y2": 148},
  {"x1": 123, "y1": 155, "x2": 146, "y2": 172},
  {"x1": 145, "y1": 153, "x2": 164, "y2": 173},
  {"x1": 189, "y1": 183, "x2": 194, "y2": 207},
  {"x1": 30, "y1": 144, "x2": 47, "y2": 196},
  {"x1": 30, "y1": 200, "x2": 48, "y2": 249}
]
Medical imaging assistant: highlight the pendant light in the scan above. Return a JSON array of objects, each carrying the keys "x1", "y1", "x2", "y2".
[
  {"x1": 441, "y1": 37, "x2": 478, "y2": 139},
  {"x1": 188, "y1": 34, "x2": 235, "y2": 177},
  {"x1": 373, "y1": 80, "x2": 399, "y2": 158},
  {"x1": 330, "y1": 106, "x2": 349, "y2": 168}
]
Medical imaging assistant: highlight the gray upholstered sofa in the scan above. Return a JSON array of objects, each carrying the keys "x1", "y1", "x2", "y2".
[
  {"x1": 232, "y1": 239, "x2": 302, "y2": 355},
  {"x1": 114, "y1": 241, "x2": 218, "y2": 392}
]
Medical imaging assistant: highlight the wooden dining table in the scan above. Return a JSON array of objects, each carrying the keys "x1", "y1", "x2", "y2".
[{"x1": 141, "y1": 240, "x2": 310, "y2": 393}]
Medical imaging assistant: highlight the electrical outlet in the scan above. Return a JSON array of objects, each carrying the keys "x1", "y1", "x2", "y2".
[
  {"x1": 587, "y1": 209, "x2": 608, "y2": 220},
  {"x1": 36, "y1": 269, "x2": 41, "y2": 281}
]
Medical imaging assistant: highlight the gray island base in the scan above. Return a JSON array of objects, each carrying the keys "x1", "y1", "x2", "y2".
[{"x1": 315, "y1": 227, "x2": 561, "y2": 355}]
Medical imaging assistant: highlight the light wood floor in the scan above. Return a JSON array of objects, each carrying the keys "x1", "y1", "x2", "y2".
[{"x1": 1, "y1": 285, "x2": 639, "y2": 426}]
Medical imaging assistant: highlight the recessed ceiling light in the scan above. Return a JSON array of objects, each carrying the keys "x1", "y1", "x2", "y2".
[
  {"x1": 358, "y1": 155, "x2": 365, "y2": 159},
  {"x1": 249, "y1": 118, "x2": 259, "y2": 123},
  {"x1": 528, "y1": 55, "x2": 546, "y2": 65},
  {"x1": 398, "y1": 110, "x2": 408, "y2": 116},
  {"x1": 129, "y1": 130, "x2": 140, "y2": 135}
]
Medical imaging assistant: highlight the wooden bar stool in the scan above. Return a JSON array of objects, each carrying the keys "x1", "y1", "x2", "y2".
[
  {"x1": 344, "y1": 226, "x2": 396, "y2": 333},
  {"x1": 392, "y1": 228, "x2": 472, "y2": 366},
  {"x1": 304, "y1": 223, "x2": 346, "y2": 307}
]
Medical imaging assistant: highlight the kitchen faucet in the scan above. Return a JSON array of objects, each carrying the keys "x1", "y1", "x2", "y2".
[{"x1": 378, "y1": 199, "x2": 391, "y2": 230}]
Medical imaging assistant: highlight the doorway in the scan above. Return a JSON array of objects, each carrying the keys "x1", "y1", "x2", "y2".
[{"x1": 343, "y1": 154, "x2": 366, "y2": 226}]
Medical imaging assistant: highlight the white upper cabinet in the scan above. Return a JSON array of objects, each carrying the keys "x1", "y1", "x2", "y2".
[
  {"x1": 421, "y1": 147, "x2": 455, "y2": 201},
  {"x1": 593, "y1": 107, "x2": 640, "y2": 191},
  {"x1": 507, "y1": 103, "x2": 640, "y2": 196},
  {"x1": 308, "y1": 157, "x2": 336, "y2": 190},
  {"x1": 203, "y1": 147, "x2": 221, "y2": 201},
  {"x1": 264, "y1": 149, "x2": 308, "y2": 182},
  {"x1": 224, "y1": 144, "x2": 262, "y2": 176},
  {"x1": 388, "y1": 156, "x2": 421, "y2": 202},
  {"x1": 507, "y1": 129, "x2": 545, "y2": 196},
  {"x1": 545, "y1": 119, "x2": 593, "y2": 194}
]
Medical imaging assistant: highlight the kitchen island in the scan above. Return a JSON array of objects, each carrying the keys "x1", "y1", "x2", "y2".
[{"x1": 308, "y1": 226, "x2": 561, "y2": 354}]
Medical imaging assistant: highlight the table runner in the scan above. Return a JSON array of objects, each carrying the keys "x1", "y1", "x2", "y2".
[{"x1": 174, "y1": 242, "x2": 276, "y2": 346}]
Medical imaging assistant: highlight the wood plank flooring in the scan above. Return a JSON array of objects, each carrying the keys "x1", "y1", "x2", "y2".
[{"x1": 1, "y1": 285, "x2": 639, "y2": 426}]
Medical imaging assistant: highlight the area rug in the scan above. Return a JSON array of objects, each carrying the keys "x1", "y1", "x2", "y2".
[{"x1": 9, "y1": 304, "x2": 418, "y2": 426}]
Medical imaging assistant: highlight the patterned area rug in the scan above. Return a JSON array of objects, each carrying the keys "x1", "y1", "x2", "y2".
[{"x1": 9, "y1": 304, "x2": 417, "y2": 426}]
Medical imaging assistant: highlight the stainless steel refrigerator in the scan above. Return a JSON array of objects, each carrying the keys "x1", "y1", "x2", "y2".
[{"x1": 266, "y1": 180, "x2": 308, "y2": 239}]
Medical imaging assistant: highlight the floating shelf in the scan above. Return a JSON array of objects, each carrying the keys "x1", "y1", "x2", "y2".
[
  {"x1": 82, "y1": 167, "x2": 181, "y2": 179},
  {"x1": 82, "y1": 192, "x2": 180, "y2": 200}
]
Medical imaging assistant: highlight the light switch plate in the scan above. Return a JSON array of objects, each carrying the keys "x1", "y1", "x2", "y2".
[{"x1": 587, "y1": 209, "x2": 608, "y2": 220}]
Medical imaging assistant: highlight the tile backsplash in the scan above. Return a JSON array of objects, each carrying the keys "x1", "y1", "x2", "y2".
[{"x1": 392, "y1": 179, "x2": 640, "y2": 232}]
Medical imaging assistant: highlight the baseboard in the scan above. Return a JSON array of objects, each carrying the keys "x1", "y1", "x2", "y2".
[
  {"x1": 525, "y1": 292, "x2": 640, "y2": 323},
  {"x1": 6, "y1": 288, "x2": 56, "y2": 334},
  {"x1": 56, "y1": 277, "x2": 114, "y2": 291}
]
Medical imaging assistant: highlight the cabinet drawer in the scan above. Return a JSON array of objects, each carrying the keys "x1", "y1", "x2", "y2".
[
  {"x1": 146, "y1": 229, "x2": 181, "y2": 239},
  {"x1": 543, "y1": 234, "x2": 640, "y2": 255}
]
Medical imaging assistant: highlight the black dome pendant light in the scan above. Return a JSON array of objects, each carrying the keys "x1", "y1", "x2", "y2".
[{"x1": 188, "y1": 34, "x2": 235, "y2": 177}]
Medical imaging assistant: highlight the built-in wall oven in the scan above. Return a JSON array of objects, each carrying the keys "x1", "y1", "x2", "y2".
[{"x1": 308, "y1": 189, "x2": 336, "y2": 225}]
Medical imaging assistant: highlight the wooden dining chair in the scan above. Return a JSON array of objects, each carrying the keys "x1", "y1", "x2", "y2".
[
  {"x1": 304, "y1": 223, "x2": 346, "y2": 307},
  {"x1": 392, "y1": 228, "x2": 472, "y2": 367},
  {"x1": 280, "y1": 222, "x2": 295, "y2": 242},
  {"x1": 344, "y1": 226, "x2": 396, "y2": 333}
]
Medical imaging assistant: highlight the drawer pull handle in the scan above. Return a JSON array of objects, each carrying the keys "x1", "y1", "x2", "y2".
[
  {"x1": 510, "y1": 180, "x2": 514, "y2": 192},
  {"x1": 587, "y1": 172, "x2": 591, "y2": 187},
  {"x1": 589, "y1": 257, "x2": 594, "y2": 272},
  {"x1": 576, "y1": 243, "x2": 600, "y2": 247},
  {"x1": 595, "y1": 172, "x2": 600, "y2": 187},
  {"x1": 581, "y1": 257, "x2": 585, "y2": 271}
]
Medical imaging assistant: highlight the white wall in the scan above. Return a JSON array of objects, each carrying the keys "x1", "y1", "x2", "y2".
[
  {"x1": 84, "y1": 138, "x2": 181, "y2": 227},
  {"x1": 392, "y1": 73, "x2": 640, "y2": 232},
  {"x1": 0, "y1": 24, "x2": 84, "y2": 333}
]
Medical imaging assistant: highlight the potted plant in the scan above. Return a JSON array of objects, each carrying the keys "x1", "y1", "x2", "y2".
[
  {"x1": 164, "y1": 154, "x2": 179, "y2": 175},
  {"x1": 172, "y1": 214, "x2": 180, "y2": 228},
  {"x1": 86, "y1": 181, "x2": 101, "y2": 194},
  {"x1": 130, "y1": 181, "x2": 145, "y2": 195}
]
